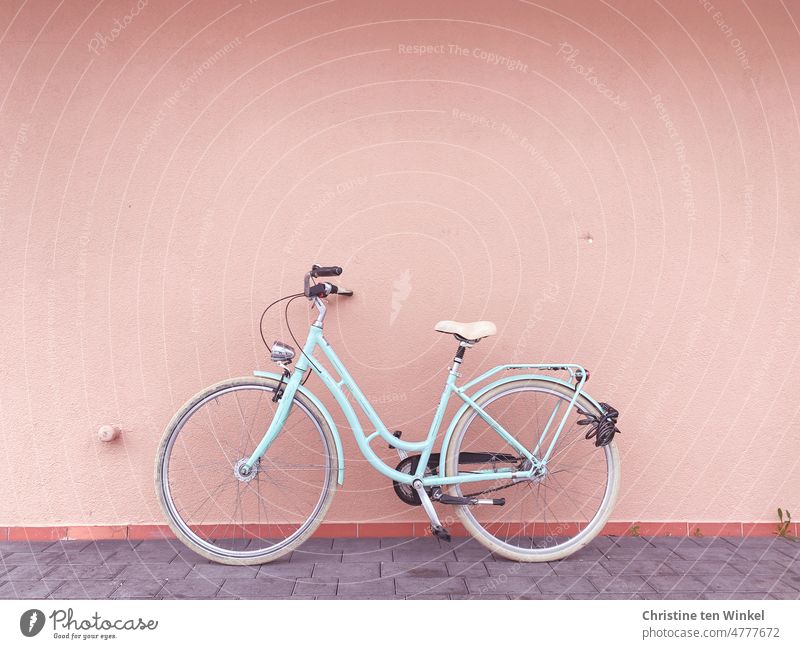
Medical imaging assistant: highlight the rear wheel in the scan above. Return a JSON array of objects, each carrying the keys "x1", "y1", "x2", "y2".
[
  {"x1": 155, "y1": 376, "x2": 337, "y2": 565},
  {"x1": 444, "y1": 378, "x2": 620, "y2": 562}
]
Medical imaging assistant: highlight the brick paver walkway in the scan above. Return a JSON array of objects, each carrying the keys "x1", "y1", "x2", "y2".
[{"x1": 1, "y1": 536, "x2": 797, "y2": 599}]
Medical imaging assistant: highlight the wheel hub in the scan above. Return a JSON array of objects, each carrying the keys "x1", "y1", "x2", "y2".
[
  {"x1": 233, "y1": 458, "x2": 259, "y2": 483},
  {"x1": 516, "y1": 458, "x2": 547, "y2": 483}
]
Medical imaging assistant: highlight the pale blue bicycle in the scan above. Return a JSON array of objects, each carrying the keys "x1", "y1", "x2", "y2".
[{"x1": 156, "y1": 264, "x2": 621, "y2": 564}]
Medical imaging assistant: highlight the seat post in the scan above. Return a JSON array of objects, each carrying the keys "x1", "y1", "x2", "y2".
[{"x1": 450, "y1": 340, "x2": 470, "y2": 376}]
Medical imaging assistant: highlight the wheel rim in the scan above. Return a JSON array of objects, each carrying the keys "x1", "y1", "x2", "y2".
[
  {"x1": 160, "y1": 384, "x2": 332, "y2": 559},
  {"x1": 451, "y1": 385, "x2": 616, "y2": 558}
]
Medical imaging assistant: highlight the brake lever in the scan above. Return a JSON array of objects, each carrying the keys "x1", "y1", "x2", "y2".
[{"x1": 307, "y1": 283, "x2": 328, "y2": 298}]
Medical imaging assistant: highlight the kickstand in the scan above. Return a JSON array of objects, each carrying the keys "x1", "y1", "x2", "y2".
[{"x1": 412, "y1": 480, "x2": 451, "y2": 543}]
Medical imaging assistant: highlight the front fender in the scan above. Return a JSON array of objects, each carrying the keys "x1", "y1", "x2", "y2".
[
  {"x1": 437, "y1": 373, "x2": 604, "y2": 478},
  {"x1": 253, "y1": 370, "x2": 344, "y2": 484}
]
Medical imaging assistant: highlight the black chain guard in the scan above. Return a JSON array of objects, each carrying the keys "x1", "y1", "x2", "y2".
[{"x1": 392, "y1": 452, "x2": 520, "y2": 506}]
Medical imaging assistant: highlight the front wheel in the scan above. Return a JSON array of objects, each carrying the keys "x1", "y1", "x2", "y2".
[
  {"x1": 444, "y1": 378, "x2": 620, "y2": 562},
  {"x1": 155, "y1": 376, "x2": 337, "y2": 565}
]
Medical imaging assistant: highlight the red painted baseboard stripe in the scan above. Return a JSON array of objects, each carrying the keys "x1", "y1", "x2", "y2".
[{"x1": 0, "y1": 522, "x2": 793, "y2": 542}]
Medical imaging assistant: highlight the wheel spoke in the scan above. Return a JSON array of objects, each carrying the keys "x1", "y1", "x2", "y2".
[
  {"x1": 233, "y1": 390, "x2": 249, "y2": 457},
  {"x1": 182, "y1": 479, "x2": 236, "y2": 525},
  {"x1": 447, "y1": 381, "x2": 618, "y2": 560},
  {"x1": 546, "y1": 425, "x2": 588, "y2": 462},
  {"x1": 158, "y1": 381, "x2": 334, "y2": 562},
  {"x1": 547, "y1": 471, "x2": 592, "y2": 521}
]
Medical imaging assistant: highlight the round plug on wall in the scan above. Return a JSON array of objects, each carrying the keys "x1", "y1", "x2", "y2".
[{"x1": 98, "y1": 424, "x2": 121, "y2": 442}]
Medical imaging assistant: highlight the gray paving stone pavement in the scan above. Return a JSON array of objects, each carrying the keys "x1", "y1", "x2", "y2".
[
  {"x1": 0, "y1": 536, "x2": 797, "y2": 599},
  {"x1": 49, "y1": 580, "x2": 120, "y2": 599},
  {"x1": 116, "y1": 563, "x2": 193, "y2": 580},
  {"x1": 313, "y1": 562, "x2": 380, "y2": 581},
  {"x1": 110, "y1": 579, "x2": 166, "y2": 599},
  {"x1": 218, "y1": 577, "x2": 295, "y2": 598},
  {"x1": 341, "y1": 548, "x2": 394, "y2": 562},
  {"x1": 445, "y1": 561, "x2": 488, "y2": 577},
  {"x1": 293, "y1": 577, "x2": 337, "y2": 596},
  {"x1": 395, "y1": 576, "x2": 467, "y2": 595}
]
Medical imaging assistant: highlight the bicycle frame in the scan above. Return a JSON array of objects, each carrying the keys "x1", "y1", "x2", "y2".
[{"x1": 244, "y1": 298, "x2": 590, "y2": 489}]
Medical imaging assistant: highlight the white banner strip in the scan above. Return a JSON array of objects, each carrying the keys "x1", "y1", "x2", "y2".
[{"x1": 1, "y1": 600, "x2": 797, "y2": 647}]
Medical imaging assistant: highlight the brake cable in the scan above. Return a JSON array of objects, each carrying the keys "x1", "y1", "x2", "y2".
[
  {"x1": 283, "y1": 294, "x2": 319, "y2": 386},
  {"x1": 259, "y1": 293, "x2": 303, "y2": 352}
]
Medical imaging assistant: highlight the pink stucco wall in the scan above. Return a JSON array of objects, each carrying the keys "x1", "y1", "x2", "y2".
[{"x1": 1, "y1": 0, "x2": 798, "y2": 532}]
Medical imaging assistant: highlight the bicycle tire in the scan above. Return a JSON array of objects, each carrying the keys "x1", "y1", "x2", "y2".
[
  {"x1": 155, "y1": 376, "x2": 338, "y2": 565},
  {"x1": 444, "y1": 378, "x2": 620, "y2": 562}
]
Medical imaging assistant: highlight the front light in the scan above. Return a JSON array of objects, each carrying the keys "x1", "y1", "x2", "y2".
[{"x1": 270, "y1": 340, "x2": 295, "y2": 364}]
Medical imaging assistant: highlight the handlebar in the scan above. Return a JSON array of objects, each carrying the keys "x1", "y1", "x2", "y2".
[
  {"x1": 304, "y1": 264, "x2": 353, "y2": 298},
  {"x1": 307, "y1": 282, "x2": 353, "y2": 298},
  {"x1": 310, "y1": 265, "x2": 342, "y2": 278}
]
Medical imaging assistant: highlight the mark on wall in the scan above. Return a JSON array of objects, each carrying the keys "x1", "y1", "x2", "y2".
[{"x1": 390, "y1": 269, "x2": 412, "y2": 326}]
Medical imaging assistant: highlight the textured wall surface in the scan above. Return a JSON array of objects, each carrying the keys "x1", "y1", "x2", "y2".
[{"x1": 0, "y1": 0, "x2": 798, "y2": 528}]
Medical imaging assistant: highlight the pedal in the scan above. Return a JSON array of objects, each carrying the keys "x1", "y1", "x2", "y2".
[
  {"x1": 436, "y1": 494, "x2": 506, "y2": 506},
  {"x1": 431, "y1": 525, "x2": 451, "y2": 542},
  {"x1": 477, "y1": 498, "x2": 506, "y2": 506},
  {"x1": 436, "y1": 494, "x2": 472, "y2": 505}
]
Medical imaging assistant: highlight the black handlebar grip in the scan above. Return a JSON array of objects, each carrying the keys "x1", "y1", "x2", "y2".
[{"x1": 311, "y1": 265, "x2": 343, "y2": 278}]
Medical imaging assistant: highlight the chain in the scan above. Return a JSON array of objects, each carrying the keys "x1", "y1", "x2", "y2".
[{"x1": 463, "y1": 480, "x2": 527, "y2": 498}]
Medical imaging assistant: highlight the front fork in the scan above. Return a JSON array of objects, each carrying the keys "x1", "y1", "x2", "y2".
[{"x1": 240, "y1": 366, "x2": 304, "y2": 474}]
